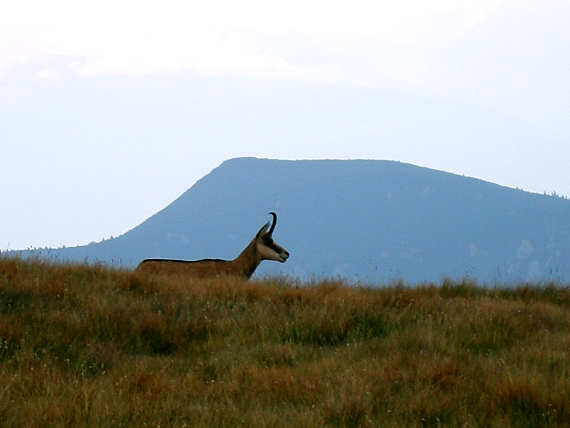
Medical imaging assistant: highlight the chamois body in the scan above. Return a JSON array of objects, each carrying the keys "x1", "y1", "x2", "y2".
[{"x1": 135, "y1": 213, "x2": 289, "y2": 280}]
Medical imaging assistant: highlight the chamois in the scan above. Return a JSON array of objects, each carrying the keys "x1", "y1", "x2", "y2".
[{"x1": 135, "y1": 212, "x2": 289, "y2": 279}]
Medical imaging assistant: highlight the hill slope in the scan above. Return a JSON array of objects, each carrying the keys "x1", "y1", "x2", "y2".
[{"x1": 22, "y1": 158, "x2": 570, "y2": 283}]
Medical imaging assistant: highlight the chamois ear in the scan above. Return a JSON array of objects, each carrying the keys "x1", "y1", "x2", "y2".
[
  {"x1": 256, "y1": 221, "x2": 271, "y2": 238},
  {"x1": 256, "y1": 212, "x2": 278, "y2": 238}
]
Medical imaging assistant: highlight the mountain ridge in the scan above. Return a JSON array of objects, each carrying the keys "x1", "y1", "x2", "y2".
[{"x1": 15, "y1": 158, "x2": 570, "y2": 284}]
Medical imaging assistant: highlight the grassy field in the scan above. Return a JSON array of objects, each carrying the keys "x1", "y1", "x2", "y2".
[{"x1": 0, "y1": 255, "x2": 569, "y2": 427}]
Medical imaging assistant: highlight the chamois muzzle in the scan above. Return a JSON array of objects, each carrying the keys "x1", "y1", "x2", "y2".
[{"x1": 276, "y1": 247, "x2": 290, "y2": 263}]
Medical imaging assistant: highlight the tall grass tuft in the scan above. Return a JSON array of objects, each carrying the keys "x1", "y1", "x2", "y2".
[{"x1": 1, "y1": 254, "x2": 570, "y2": 427}]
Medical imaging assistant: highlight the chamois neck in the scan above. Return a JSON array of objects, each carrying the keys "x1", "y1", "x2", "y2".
[{"x1": 233, "y1": 239, "x2": 263, "y2": 279}]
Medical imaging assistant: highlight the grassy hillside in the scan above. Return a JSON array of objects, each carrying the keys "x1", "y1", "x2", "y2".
[{"x1": 1, "y1": 256, "x2": 569, "y2": 427}]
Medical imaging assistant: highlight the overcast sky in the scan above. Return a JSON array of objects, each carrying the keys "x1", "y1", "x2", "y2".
[
  {"x1": 2, "y1": 0, "x2": 502, "y2": 74},
  {"x1": 2, "y1": 0, "x2": 569, "y2": 250}
]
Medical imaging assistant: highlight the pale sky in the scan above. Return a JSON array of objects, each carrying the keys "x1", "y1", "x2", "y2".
[
  {"x1": 2, "y1": 0, "x2": 569, "y2": 250},
  {"x1": 1, "y1": 0, "x2": 503, "y2": 76}
]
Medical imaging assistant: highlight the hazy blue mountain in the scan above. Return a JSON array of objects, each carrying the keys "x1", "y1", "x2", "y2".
[
  {"x1": 3, "y1": 66, "x2": 568, "y2": 254},
  {"x1": 18, "y1": 158, "x2": 570, "y2": 284}
]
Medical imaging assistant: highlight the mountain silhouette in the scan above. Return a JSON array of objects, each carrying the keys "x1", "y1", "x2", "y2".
[{"x1": 20, "y1": 158, "x2": 570, "y2": 284}]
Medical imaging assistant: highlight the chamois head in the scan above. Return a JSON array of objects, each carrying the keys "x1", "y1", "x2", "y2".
[{"x1": 254, "y1": 212, "x2": 289, "y2": 263}]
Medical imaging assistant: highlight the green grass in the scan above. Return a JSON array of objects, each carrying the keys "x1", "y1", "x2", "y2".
[{"x1": 1, "y1": 255, "x2": 570, "y2": 427}]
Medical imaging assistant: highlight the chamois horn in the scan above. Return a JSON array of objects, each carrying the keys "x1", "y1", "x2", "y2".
[{"x1": 268, "y1": 212, "x2": 277, "y2": 235}]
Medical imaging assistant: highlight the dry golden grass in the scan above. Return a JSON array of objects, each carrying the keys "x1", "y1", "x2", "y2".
[{"x1": 1, "y1": 255, "x2": 569, "y2": 427}]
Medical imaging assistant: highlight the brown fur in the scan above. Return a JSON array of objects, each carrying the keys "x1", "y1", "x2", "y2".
[{"x1": 135, "y1": 213, "x2": 289, "y2": 280}]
